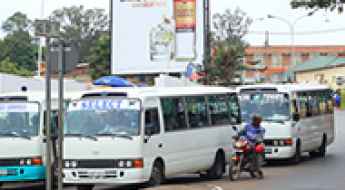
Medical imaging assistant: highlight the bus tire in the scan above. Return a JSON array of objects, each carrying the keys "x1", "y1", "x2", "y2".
[
  {"x1": 291, "y1": 141, "x2": 301, "y2": 164},
  {"x1": 147, "y1": 160, "x2": 164, "y2": 187},
  {"x1": 310, "y1": 135, "x2": 327, "y2": 158},
  {"x1": 317, "y1": 136, "x2": 327, "y2": 158},
  {"x1": 207, "y1": 152, "x2": 225, "y2": 179},
  {"x1": 76, "y1": 185, "x2": 94, "y2": 190}
]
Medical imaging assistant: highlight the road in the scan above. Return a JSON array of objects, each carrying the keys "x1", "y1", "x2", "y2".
[{"x1": 3, "y1": 110, "x2": 345, "y2": 190}]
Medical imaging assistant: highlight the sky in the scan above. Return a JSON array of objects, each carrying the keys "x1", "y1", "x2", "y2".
[{"x1": 0, "y1": 0, "x2": 344, "y2": 46}]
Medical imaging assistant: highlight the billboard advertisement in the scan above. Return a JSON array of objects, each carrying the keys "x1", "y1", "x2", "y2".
[{"x1": 112, "y1": 0, "x2": 205, "y2": 74}]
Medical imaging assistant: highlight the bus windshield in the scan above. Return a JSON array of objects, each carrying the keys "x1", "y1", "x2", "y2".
[
  {"x1": 65, "y1": 99, "x2": 141, "y2": 137},
  {"x1": 0, "y1": 102, "x2": 40, "y2": 137},
  {"x1": 239, "y1": 93, "x2": 290, "y2": 122}
]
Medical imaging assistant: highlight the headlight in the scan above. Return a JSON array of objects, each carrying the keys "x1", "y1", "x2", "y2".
[
  {"x1": 279, "y1": 140, "x2": 285, "y2": 146},
  {"x1": 116, "y1": 159, "x2": 144, "y2": 168},
  {"x1": 126, "y1": 161, "x2": 133, "y2": 168},
  {"x1": 118, "y1": 160, "x2": 125, "y2": 168},
  {"x1": 71, "y1": 161, "x2": 78, "y2": 168},
  {"x1": 26, "y1": 159, "x2": 32, "y2": 165},
  {"x1": 64, "y1": 161, "x2": 70, "y2": 168},
  {"x1": 273, "y1": 140, "x2": 279, "y2": 146}
]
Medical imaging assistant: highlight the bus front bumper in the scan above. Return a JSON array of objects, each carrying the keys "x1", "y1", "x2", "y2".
[
  {"x1": 0, "y1": 166, "x2": 45, "y2": 182},
  {"x1": 265, "y1": 146, "x2": 296, "y2": 159},
  {"x1": 63, "y1": 168, "x2": 148, "y2": 185}
]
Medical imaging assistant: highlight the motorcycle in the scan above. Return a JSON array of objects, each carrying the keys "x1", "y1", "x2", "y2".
[{"x1": 229, "y1": 126, "x2": 265, "y2": 181}]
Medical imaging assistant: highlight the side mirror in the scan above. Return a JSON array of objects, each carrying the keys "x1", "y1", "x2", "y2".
[{"x1": 292, "y1": 113, "x2": 300, "y2": 122}]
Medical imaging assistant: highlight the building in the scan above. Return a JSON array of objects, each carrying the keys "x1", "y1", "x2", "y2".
[
  {"x1": 243, "y1": 45, "x2": 345, "y2": 83},
  {"x1": 294, "y1": 56, "x2": 345, "y2": 89}
]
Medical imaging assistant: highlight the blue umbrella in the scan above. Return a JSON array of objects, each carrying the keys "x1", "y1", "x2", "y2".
[{"x1": 93, "y1": 76, "x2": 134, "y2": 87}]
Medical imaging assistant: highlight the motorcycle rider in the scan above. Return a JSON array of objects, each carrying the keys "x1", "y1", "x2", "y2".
[{"x1": 240, "y1": 115, "x2": 265, "y2": 176}]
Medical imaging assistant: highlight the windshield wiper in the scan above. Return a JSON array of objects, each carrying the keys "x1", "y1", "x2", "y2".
[
  {"x1": 65, "y1": 133, "x2": 98, "y2": 141},
  {"x1": 0, "y1": 131, "x2": 31, "y2": 140},
  {"x1": 96, "y1": 132, "x2": 133, "y2": 140}
]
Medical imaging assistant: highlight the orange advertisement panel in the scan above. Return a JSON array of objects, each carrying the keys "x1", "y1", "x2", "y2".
[{"x1": 174, "y1": 0, "x2": 196, "y2": 31}]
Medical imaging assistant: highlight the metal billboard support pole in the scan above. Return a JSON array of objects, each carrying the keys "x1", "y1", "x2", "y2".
[
  {"x1": 203, "y1": 0, "x2": 210, "y2": 84},
  {"x1": 57, "y1": 40, "x2": 65, "y2": 190},
  {"x1": 45, "y1": 36, "x2": 53, "y2": 190}
]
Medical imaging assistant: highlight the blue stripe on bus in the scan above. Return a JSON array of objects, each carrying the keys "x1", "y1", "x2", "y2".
[{"x1": 0, "y1": 166, "x2": 45, "y2": 182}]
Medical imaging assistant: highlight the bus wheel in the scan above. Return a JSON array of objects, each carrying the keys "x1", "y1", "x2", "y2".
[
  {"x1": 76, "y1": 185, "x2": 94, "y2": 190},
  {"x1": 291, "y1": 141, "x2": 301, "y2": 164},
  {"x1": 207, "y1": 152, "x2": 225, "y2": 179},
  {"x1": 147, "y1": 161, "x2": 164, "y2": 187},
  {"x1": 310, "y1": 136, "x2": 327, "y2": 158},
  {"x1": 319, "y1": 136, "x2": 327, "y2": 158}
]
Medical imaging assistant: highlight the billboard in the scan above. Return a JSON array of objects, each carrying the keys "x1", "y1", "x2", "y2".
[{"x1": 112, "y1": 0, "x2": 205, "y2": 74}]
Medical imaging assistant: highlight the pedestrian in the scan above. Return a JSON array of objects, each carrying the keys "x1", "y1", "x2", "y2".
[{"x1": 334, "y1": 89, "x2": 341, "y2": 108}]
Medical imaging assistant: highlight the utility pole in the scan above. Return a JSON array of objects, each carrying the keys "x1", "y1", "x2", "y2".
[
  {"x1": 203, "y1": 0, "x2": 210, "y2": 84},
  {"x1": 57, "y1": 41, "x2": 65, "y2": 190},
  {"x1": 45, "y1": 36, "x2": 53, "y2": 190},
  {"x1": 34, "y1": 19, "x2": 60, "y2": 190}
]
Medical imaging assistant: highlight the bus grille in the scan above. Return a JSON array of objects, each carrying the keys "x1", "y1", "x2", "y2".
[
  {"x1": 0, "y1": 159, "x2": 20, "y2": 166},
  {"x1": 66, "y1": 160, "x2": 117, "y2": 168}
]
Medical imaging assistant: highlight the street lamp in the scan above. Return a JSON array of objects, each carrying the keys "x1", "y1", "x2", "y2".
[
  {"x1": 34, "y1": 19, "x2": 60, "y2": 190},
  {"x1": 267, "y1": 12, "x2": 314, "y2": 81}
]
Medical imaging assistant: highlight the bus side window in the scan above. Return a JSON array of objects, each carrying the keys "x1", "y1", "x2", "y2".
[
  {"x1": 145, "y1": 109, "x2": 160, "y2": 136},
  {"x1": 185, "y1": 96, "x2": 208, "y2": 128},
  {"x1": 161, "y1": 98, "x2": 188, "y2": 132},
  {"x1": 297, "y1": 93, "x2": 308, "y2": 118},
  {"x1": 228, "y1": 94, "x2": 241, "y2": 124},
  {"x1": 208, "y1": 95, "x2": 231, "y2": 126}
]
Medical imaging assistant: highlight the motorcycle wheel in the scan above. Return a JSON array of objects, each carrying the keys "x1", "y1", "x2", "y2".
[
  {"x1": 256, "y1": 170, "x2": 264, "y2": 179},
  {"x1": 229, "y1": 161, "x2": 240, "y2": 181}
]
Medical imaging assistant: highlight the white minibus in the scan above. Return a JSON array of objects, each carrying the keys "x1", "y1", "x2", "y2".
[
  {"x1": 0, "y1": 91, "x2": 80, "y2": 187},
  {"x1": 63, "y1": 86, "x2": 241, "y2": 190},
  {"x1": 237, "y1": 84, "x2": 335, "y2": 163}
]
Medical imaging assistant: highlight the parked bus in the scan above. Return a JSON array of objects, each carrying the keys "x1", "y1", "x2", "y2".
[
  {"x1": 237, "y1": 84, "x2": 335, "y2": 163},
  {"x1": 0, "y1": 92, "x2": 80, "y2": 187},
  {"x1": 63, "y1": 86, "x2": 241, "y2": 190}
]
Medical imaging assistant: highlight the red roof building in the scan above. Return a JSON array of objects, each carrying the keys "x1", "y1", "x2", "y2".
[{"x1": 243, "y1": 45, "x2": 345, "y2": 82}]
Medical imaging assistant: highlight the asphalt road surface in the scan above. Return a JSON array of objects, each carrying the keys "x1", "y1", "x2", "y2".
[{"x1": 3, "y1": 110, "x2": 345, "y2": 190}]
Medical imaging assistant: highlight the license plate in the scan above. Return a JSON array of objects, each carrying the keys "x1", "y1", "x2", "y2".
[{"x1": 0, "y1": 170, "x2": 7, "y2": 176}]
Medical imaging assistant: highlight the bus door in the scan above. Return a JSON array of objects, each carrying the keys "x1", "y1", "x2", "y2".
[{"x1": 142, "y1": 108, "x2": 163, "y2": 172}]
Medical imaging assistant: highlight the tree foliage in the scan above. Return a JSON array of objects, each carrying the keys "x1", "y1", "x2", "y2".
[
  {"x1": 0, "y1": 12, "x2": 37, "y2": 76},
  {"x1": 205, "y1": 8, "x2": 252, "y2": 85},
  {"x1": 87, "y1": 33, "x2": 110, "y2": 80},
  {"x1": 1, "y1": 31, "x2": 37, "y2": 71},
  {"x1": 2, "y1": 12, "x2": 32, "y2": 34},
  {"x1": 50, "y1": 6, "x2": 109, "y2": 62},
  {"x1": 291, "y1": 0, "x2": 345, "y2": 13},
  {"x1": 0, "y1": 7, "x2": 110, "y2": 77},
  {"x1": 0, "y1": 58, "x2": 33, "y2": 76}
]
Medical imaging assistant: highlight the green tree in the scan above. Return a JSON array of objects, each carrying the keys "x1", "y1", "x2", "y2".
[
  {"x1": 87, "y1": 33, "x2": 110, "y2": 80},
  {"x1": 205, "y1": 8, "x2": 252, "y2": 85},
  {"x1": 0, "y1": 58, "x2": 33, "y2": 76},
  {"x1": 1, "y1": 31, "x2": 37, "y2": 72},
  {"x1": 2, "y1": 12, "x2": 32, "y2": 34},
  {"x1": 291, "y1": 0, "x2": 345, "y2": 13},
  {"x1": 1, "y1": 12, "x2": 37, "y2": 73},
  {"x1": 49, "y1": 6, "x2": 109, "y2": 63}
]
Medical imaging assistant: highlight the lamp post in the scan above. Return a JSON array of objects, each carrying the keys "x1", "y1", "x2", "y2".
[
  {"x1": 267, "y1": 12, "x2": 314, "y2": 81},
  {"x1": 34, "y1": 19, "x2": 60, "y2": 190}
]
